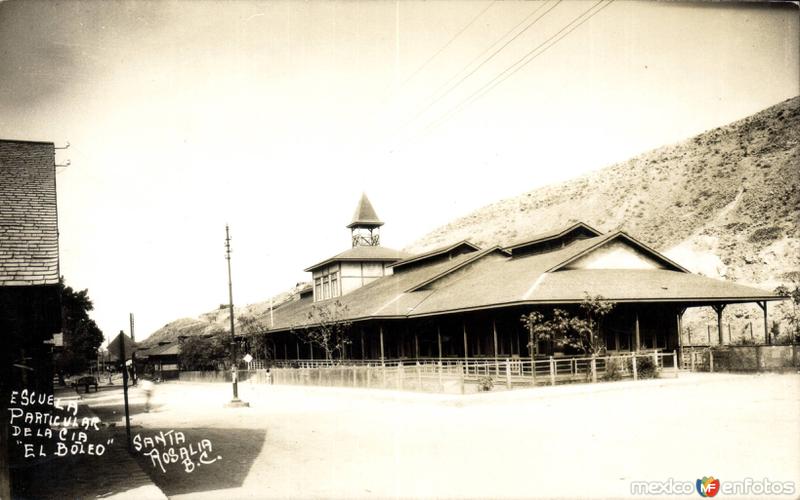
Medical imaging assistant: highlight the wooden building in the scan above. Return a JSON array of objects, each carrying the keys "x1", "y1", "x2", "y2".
[
  {"x1": 0, "y1": 139, "x2": 62, "y2": 497},
  {"x1": 260, "y1": 195, "x2": 782, "y2": 363},
  {"x1": 0, "y1": 139, "x2": 62, "y2": 390},
  {"x1": 137, "y1": 341, "x2": 181, "y2": 380}
]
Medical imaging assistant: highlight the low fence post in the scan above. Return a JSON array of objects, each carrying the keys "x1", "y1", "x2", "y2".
[
  {"x1": 505, "y1": 359, "x2": 511, "y2": 389},
  {"x1": 673, "y1": 350, "x2": 678, "y2": 377},
  {"x1": 591, "y1": 355, "x2": 597, "y2": 383},
  {"x1": 458, "y1": 362, "x2": 465, "y2": 394},
  {"x1": 632, "y1": 354, "x2": 638, "y2": 381},
  {"x1": 397, "y1": 364, "x2": 404, "y2": 390},
  {"x1": 531, "y1": 359, "x2": 536, "y2": 386},
  {"x1": 549, "y1": 356, "x2": 555, "y2": 386},
  {"x1": 755, "y1": 345, "x2": 762, "y2": 372},
  {"x1": 690, "y1": 348, "x2": 695, "y2": 371},
  {"x1": 709, "y1": 349, "x2": 714, "y2": 373}
]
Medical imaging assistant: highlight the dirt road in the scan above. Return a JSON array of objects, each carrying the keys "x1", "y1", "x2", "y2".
[{"x1": 83, "y1": 372, "x2": 800, "y2": 499}]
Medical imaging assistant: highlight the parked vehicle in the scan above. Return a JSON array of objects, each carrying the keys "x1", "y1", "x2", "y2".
[{"x1": 72, "y1": 375, "x2": 99, "y2": 393}]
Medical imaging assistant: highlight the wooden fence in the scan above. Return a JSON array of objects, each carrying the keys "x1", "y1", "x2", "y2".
[
  {"x1": 268, "y1": 351, "x2": 678, "y2": 393},
  {"x1": 681, "y1": 345, "x2": 799, "y2": 372}
]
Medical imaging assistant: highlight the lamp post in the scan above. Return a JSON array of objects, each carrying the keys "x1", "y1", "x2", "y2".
[{"x1": 224, "y1": 224, "x2": 248, "y2": 408}]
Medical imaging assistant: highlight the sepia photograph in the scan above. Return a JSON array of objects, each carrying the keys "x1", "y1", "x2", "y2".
[{"x1": 1, "y1": 1, "x2": 799, "y2": 498}]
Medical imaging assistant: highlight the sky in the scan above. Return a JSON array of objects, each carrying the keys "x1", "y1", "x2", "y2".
[{"x1": 0, "y1": 0, "x2": 797, "y2": 343}]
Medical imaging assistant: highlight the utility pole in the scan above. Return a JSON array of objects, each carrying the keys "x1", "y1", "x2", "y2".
[
  {"x1": 269, "y1": 295, "x2": 274, "y2": 329},
  {"x1": 118, "y1": 330, "x2": 132, "y2": 451},
  {"x1": 225, "y1": 225, "x2": 248, "y2": 407},
  {"x1": 130, "y1": 313, "x2": 137, "y2": 385}
]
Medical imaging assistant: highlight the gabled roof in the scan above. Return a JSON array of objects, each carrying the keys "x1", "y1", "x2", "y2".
[
  {"x1": 265, "y1": 228, "x2": 782, "y2": 332},
  {"x1": 546, "y1": 231, "x2": 690, "y2": 273},
  {"x1": 145, "y1": 342, "x2": 181, "y2": 357},
  {"x1": 405, "y1": 246, "x2": 510, "y2": 293},
  {"x1": 389, "y1": 240, "x2": 481, "y2": 271},
  {"x1": 304, "y1": 245, "x2": 410, "y2": 272},
  {"x1": 106, "y1": 332, "x2": 138, "y2": 361},
  {"x1": 346, "y1": 193, "x2": 383, "y2": 229},
  {"x1": 269, "y1": 250, "x2": 490, "y2": 330},
  {"x1": 504, "y1": 221, "x2": 602, "y2": 255},
  {"x1": 0, "y1": 139, "x2": 60, "y2": 286}
]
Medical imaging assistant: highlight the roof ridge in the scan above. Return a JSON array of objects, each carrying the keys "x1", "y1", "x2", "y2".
[
  {"x1": 504, "y1": 221, "x2": 602, "y2": 251},
  {"x1": 405, "y1": 245, "x2": 509, "y2": 293},
  {"x1": 390, "y1": 240, "x2": 481, "y2": 269}
]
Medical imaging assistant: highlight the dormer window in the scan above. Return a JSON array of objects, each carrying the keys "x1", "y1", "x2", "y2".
[{"x1": 314, "y1": 268, "x2": 341, "y2": 301}]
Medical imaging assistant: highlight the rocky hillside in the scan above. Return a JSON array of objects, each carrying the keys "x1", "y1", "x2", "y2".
[
  {"x1": 407, "y1": 96, "x2": 800, "y2": 341},
  {"x1": 410, "y1": 97, "x2": 800, "y2": 290},
  {"x1": 144, "y1": 97, "x2": 799, "y2": 345},
  {"x1": 141, "y1": 282, "x2": 310, "y2": 347}
]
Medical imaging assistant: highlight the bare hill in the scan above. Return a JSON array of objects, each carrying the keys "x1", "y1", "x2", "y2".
[
  {"x1": 144, "y1": 97, "x2": 799, "y2": 345},
  {"x1": 409, "y1": 97, "x2": 800, "y2": 290},
  {"x1": 141, "y1": 282, "x2": 310, "y2": 347}
]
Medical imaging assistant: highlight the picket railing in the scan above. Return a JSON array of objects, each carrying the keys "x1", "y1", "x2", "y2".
[{"x1": 266, "y1": 350, "x2": 678, "y2": 393}]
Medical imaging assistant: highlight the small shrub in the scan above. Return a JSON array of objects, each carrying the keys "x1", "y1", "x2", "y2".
[
  {"x1": 635, "y1": 356, "x2": 659, "y2": 379},
  {"x1": 477, "y1": 376, "x2": 494, "y2": 392},
  {"x1": 748, "y1": 226, "x2": 783, "y2": 243},
  {"x1": 603, "y1": 358, "x2": 624, "y2": 381}
]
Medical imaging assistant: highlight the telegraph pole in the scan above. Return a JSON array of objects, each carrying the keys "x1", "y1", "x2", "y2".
[
  {"x1": 118, "y1": 330, "x2": 132, "y2": 450},
  {"x1": 225, "y1": 225, "x2": 248, "y2": 407},
  {"x1": 129, "y1": 313, "x2": 137, "y2": 385}
]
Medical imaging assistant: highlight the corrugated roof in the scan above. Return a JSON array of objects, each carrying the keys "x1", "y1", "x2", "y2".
[
  {"x1": 346, "y1": 193, "x2": 383, "y2": 228},
  {"x1": 0, "y1": 140, "x2": 59, "y2": 286},
  {"x1": 304, "y1": 245, "x2": 410, "y2": 272}
]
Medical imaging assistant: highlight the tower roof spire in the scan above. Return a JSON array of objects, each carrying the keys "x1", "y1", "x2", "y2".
[{"x1": 346, "y1": 192, "x2": 383, "y2": 229}]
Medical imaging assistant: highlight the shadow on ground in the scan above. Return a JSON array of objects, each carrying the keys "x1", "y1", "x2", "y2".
[
  {"x1": 87, "y1": 395, "x2": 267, "y2": 496},
  {"x1": 124, "y1": 427, "x2": 267, "y2": 497},
  {"x1": 9, "y1": 392, "x2": 156, "y2": 500}
]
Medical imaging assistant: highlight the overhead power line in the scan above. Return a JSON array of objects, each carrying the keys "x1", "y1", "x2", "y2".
[
  {"x1": 415, "y1": 0, "x2": 615, "y2": 141},
  {"x1": 400, "y1": 0, "x2": 497, "y2": 88},
  {"x1": 403, "y1": 0, "x2": 561, "y2": 129}
]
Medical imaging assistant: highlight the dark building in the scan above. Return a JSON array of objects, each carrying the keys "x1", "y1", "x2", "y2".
[{"x1": 0, "y1": 139, "x2": 62, "y2": 497}]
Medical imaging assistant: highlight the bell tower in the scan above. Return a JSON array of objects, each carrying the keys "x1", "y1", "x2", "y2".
[{"x1": 347, "y1": 193, "x2": 383, "y2": 247}]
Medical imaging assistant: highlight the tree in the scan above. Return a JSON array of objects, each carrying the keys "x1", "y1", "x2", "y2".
[
  {"x1": 238, "y1": 313, "x2": 273, "y2": 361},
  {"x1": 295, "y1": 300, "x2": 352, "y2": 361},
  {"x1": 54, "y1": 280, "x2": 104, "y2": 375},
  {"x1": 179, "y1": 335, "x2": 227, "y2": 371},
  {"x1": 775, "y1": 284, "x2": 800, "y2": 342},
  {"x1": 521, "y1": 294, "x2": 615, "y2": 355}
]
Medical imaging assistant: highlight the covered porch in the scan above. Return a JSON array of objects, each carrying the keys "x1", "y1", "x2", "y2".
[{"x1": 260, "y1": 294, "x2": 782, "y2": 369}]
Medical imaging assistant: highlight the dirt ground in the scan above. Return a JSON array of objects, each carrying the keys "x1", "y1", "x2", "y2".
[{"x1": 83, "y1": 372, "x2": 800, "y2": 499}]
